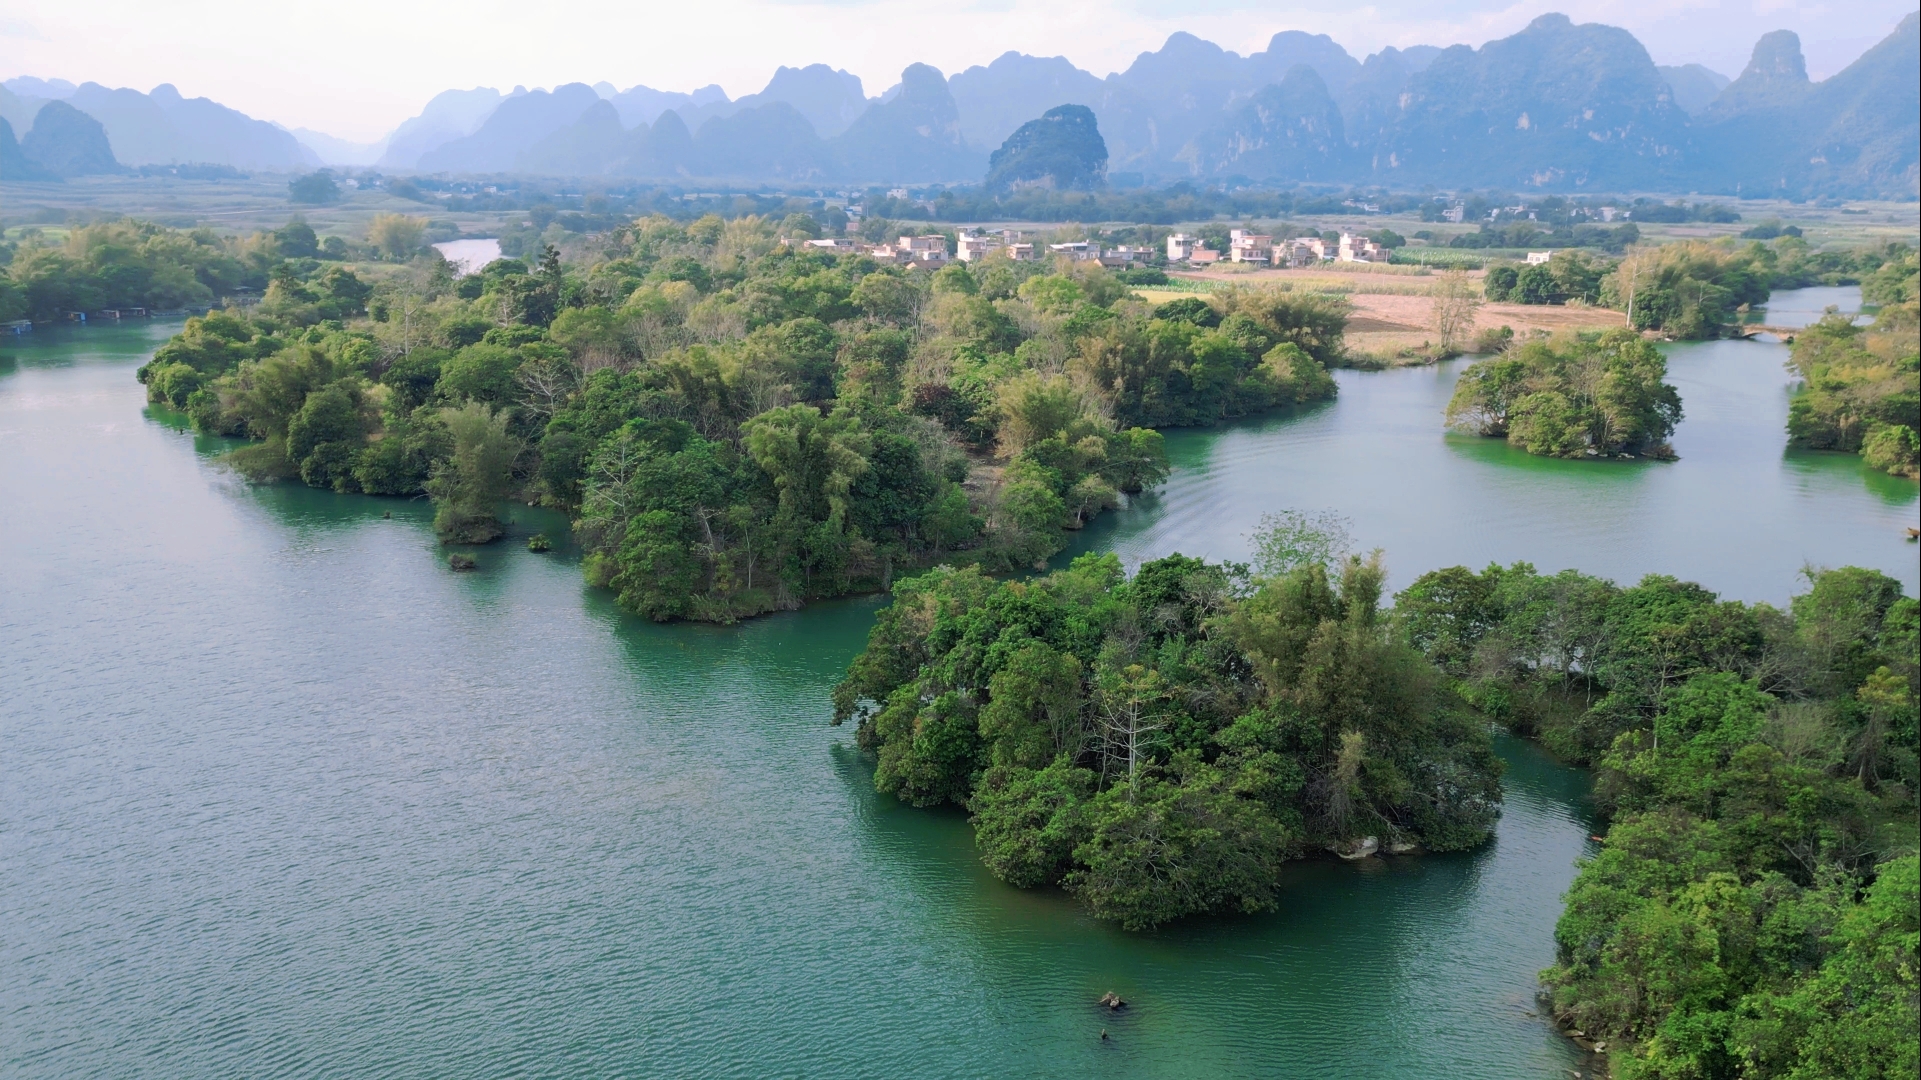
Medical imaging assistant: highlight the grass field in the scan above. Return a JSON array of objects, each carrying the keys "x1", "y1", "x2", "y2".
[{"x1": 1, "y1": 174, "x2": 521, "y2": 242}]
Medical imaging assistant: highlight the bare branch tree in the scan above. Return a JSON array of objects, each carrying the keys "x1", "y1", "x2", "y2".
[
  {"x1": 516, "y1": 355, "x2": 578, "y2": 420},
  {"x1": 1430, "y1": 269, "x2": 1483, "y2": 355}
]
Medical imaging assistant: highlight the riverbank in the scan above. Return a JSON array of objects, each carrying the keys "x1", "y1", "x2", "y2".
[{"x1": 1144, "y1": 266, "x2": 1629, "y2": 366}]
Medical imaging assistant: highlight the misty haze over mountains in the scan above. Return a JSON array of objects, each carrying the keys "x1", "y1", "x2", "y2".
[{"x1": 2, "y1": 12, "x2": 1916, "y2": 198}]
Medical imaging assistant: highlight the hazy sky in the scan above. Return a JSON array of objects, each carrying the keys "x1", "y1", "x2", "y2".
[{"x1": 1, "y1": 0, "x2": 1912, "y2": 141}]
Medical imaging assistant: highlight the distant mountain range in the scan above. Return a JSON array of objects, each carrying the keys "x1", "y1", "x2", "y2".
[
  {"x1": 0, "y1": 79, "x2": 317, "y2": 173},
  {"x1": 2, "y1": 12, "x2": 1915, "y2": 197}
]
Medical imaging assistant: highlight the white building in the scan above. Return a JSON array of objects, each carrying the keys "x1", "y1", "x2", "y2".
[
  {"x1": 1005, "y1": 242, "x2": 1036, "y2": 261},
  {"x1": 1525, "y1": 251, "x2": 1555, "y2": 265},
  {"x1": 1047, "y1": 240, "x2": 1100, "y2": 262},
  {"x1": 898, "y1": 235, "x2": 949, "y2": 265},
  {"x1": 1338, "y1": 232, "x2": 1388, "y2": 263},
  {"x1": 1442, "y1": 204, "x2": 1466, "y2": 224},
  {"x1": 955, "y1": 231, "x2": 1001, "y2": 262},
  {"x1": 1166, "y1": 233, "x2": 1197, "y2": 262},
  {"x1": 1229, "y1": 229, "x2": 1273, "y2": 263}
]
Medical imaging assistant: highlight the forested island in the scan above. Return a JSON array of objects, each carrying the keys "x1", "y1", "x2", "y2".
[
  {"x1": 839, "y1": 526, "x2": 1918, "y2": 1075},
  {"x1": 1784, "y1": 258, "x2": 1920, "y2": 478},
  {"x1": 1443, "y1": 329, "x2": 1684, "y2": 459},
  {"x1": 124, "y1": 214, "x2": 1339, "y2": 621}
]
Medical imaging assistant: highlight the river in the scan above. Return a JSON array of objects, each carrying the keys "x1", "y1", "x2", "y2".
[
  {"x1": 432, "y1": 237, "x2": 503, "y2": 276},
  {"x1": 1, "y1": 290, "x2": 1914, "y2": 1078}
]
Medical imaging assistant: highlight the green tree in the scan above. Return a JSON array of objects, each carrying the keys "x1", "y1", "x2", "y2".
[{"x1": 427, "y1": 401, "x2": 522, "y2": 543}]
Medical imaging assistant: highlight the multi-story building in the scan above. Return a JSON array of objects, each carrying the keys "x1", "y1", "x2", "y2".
[
  {"x1": 1229, "y1": 229, "x2": 1273, "y2": 263},
  {"x1": 1047, "y1": 240, "x2": 1100, "y2": 262},
  {"x1": 1338, "y1": 232, "x2": 1388, "y2": 263},
  {"x1": 898, "y1": 235, "x2": 949, "y2": 265},
  {"x1": 955, "y1": 231, "x2": 1001, "y2": 262},
  {"x1": 1166, "y1": 233, "x2": 1198, "y2": 262},
  {"x1": 1101, "y1": 245, "x2": 1153, "y2": 269},
  {"x1": 1006, "y1": 242, "x2": 1036, "y2": 261}
]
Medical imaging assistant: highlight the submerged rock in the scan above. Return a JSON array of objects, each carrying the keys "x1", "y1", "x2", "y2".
[{"x1": 1097, "y1": 991, "x2": 1127, "y2": 1010}]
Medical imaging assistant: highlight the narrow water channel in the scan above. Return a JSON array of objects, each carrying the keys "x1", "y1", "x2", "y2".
[{"x1": 1, "y1": 291, "x2": 1912, "y2": 1078}]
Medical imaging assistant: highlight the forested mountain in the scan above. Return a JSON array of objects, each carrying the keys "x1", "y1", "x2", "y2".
[
  {"x1": 1180, "y1": 65, "x2": 1352, "y2": 181},
  {"x1": 949, "y1": 53, "x2": 1106, "y2": 150},
  {"x1": 375, "y1": 87, "x2": 510, "y2": 169},
  {"x1": 1657, "y1": 63, "x2": 1731, "y2": 114},
  {"x1": 984, "y1": 105, "x2": 1107, "y2": 191},
  {"x1": 1695, "y1": 14, "x2": 1920, "y2": 199},
  {"x1": 17, "y1": 101, "x2": 120, "y2": 177},
  {"x1": 4, "y1": 12, "x2": 1914, "y2": 194},
  {"x1": 416, "y1": 83, "x2": 604, "y2": 173},
  {"x1": 0, "y1": 117, "x2": 55, "y2": 180},
  {"x1": 1375, "y1": 14, "x2": 1693, "y2": 190},
  {"x1": 0, "y1": 81, "x2": 318, "y2": 169},
  {"x1": 832, "y1": 63, "x2": 982, "y2": 181}
]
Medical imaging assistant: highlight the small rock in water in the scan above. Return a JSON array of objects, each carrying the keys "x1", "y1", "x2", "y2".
[
  {"x1": 448, "y1": 553, "x2": 477, "y2": 571},
  {"x1": 1097, "y1": 991, "x2": 1126, "y2": 1010},
  {"x1": 1099, "y1": 1029, "x2": 1109, "y2": 1040},
  {"x1": 1334, "y1": 835, "x2": 1380, "y2": 860}
]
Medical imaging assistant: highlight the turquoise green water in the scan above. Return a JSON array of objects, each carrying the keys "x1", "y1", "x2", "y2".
[{"x1": 1, "y1": 294, "x2": 1912, "y2": 1078}]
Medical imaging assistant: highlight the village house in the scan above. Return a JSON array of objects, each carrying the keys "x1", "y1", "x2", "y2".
[
  {"x1": 1338, "y1": 232, "x2": 1389, "y2": 263},
  {"x1": 1229, "y1": 229, "x2": 1273, "y2": 263},
  {"x1": 1166, "y1": 233, "x2": 1197, "y2": 262},
  {"x1": 955, "y1": 231, "x2": 1001, "y2": 262},
  {"x1": 1189, "y1": 245, "x2": 1222, "y2": 265},
  {"x1": 1047, "y1": 240, "x2": 1101, "y2": 262},
  {"x1": 1276, "y1": 237, "x2": 1329, "y2": 267},
  {"x1": 1525, "y1": 251, "x2": 1556, "y2": 265},
  {"x1": 1100, "y1": 245, "x2": 1153, "y2": 269},
  {"x1": 1005, "y1": 242, "x2": 1036, "y2": 261},
  {"x1": 898, "y1": 235, "x2": 950, "y2": 265}
]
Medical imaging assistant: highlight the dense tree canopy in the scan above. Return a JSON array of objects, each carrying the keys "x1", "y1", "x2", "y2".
[
  {"x1": 1445, "y1": 329, "x2": 1683, "y2": 459},
  {"x1": 136, "y1": 212, "x2": 1339, "y2": 620},
  {"x1": 1784, "y1": 270, "x2": 1920, "y2": 479},
  {"x1": 1397, "y1": 560, "x2": 1918, "y2": 1079},
  {"x1": 834, "y1": 541, "x2": 1502, "y2": 929}
]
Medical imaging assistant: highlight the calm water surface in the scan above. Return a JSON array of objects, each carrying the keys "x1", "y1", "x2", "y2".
[
  {"x1": 1066, "y1": 289, "x2": 1917, "y2": 602},
  {"x1": 432, "y1": 238, "x2": 503, "y2": 276},
  {"x1": 3, "y1": 290, "x2": 1914, "y2": 1078}
]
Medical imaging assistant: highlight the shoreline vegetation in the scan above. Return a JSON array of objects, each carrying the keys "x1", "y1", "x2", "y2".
[
  {"x1": 1783, "y1": 259, "x2": 1921, "y2": 479},
  {"x1": 1443, "y1": 328, "x2": 1684, "y2": 461},
  {"x1": 838, "y1": 517, "x2": 1918, "y2": 1075},
  {"x1": 118, "y1": 213, "x2": 1344, "y2": 623}
]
